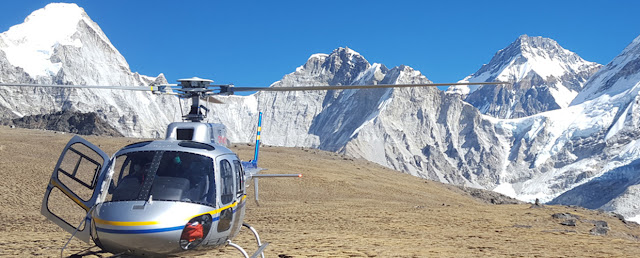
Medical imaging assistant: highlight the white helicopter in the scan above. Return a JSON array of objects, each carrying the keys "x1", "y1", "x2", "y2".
[{"x1": 0, "y1": 78, "x2": 507, "y2": 257}]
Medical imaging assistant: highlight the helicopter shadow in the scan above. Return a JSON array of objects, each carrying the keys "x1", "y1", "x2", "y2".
[{"x1": 67, "y1": 245, "x2": 123, "y2": 258}]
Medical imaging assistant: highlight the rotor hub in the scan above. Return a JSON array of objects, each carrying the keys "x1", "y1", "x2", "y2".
[{"x1": 177, "y1": 77, "x2": 213, "y2": 88}]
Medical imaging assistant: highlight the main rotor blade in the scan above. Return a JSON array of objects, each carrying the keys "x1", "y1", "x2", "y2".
[
  {"x1": 229, "y1": 81, "x2": 509, "y2": 92},
  {"x1": 0, "y1": 82, "x2": 176, "y2": 91}
]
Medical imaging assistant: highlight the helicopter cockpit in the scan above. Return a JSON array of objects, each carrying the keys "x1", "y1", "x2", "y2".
[{"x1": 107, "y1": 151, "x2": 215, "y2": 206}]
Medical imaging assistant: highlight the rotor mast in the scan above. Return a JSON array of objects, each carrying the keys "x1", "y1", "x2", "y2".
[{"x1": 178, "y1": 77, "x2": 213, "y2": 122}]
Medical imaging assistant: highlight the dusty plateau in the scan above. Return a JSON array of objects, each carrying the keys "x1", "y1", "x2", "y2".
[{"x1": 0, "y1": 126, "x2": 639, "y2": 257}]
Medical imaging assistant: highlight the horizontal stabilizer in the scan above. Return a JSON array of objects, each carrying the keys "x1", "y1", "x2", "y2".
[{"x1": 241, "y1": 160, "x2": 264, "y2": 177}]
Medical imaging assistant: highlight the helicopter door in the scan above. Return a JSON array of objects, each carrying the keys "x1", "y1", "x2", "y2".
[
  {"x1": 41, "y1": 135, "x2": 110, "y2": 243},
  {"x1": 216, "y1": 157, "x2": 236, "y2": 233}
]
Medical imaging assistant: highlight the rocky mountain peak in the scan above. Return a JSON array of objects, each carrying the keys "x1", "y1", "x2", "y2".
[
  {"x1": 20, "y1": 3, "x2": 87, "y2": 35},
  {"x1": 322, "y1": 47, "x2": 370, "y2": 85},
  {"x1": 333, "y1": 46, "x2": 362, "y2": 58},
  {"x1": 153, "y1": 73, "x2": 168, "y2": 84},
  {"x1": 472, "y1": 35, "x2": 590, "y2": 84},
  {"x1": 447, "y1": 35, "x2": 601, "y2": 118},
  {"x1": 514, "y1": 34, "x2": 561, "y2": 54},
  {"x1": 491, "y1": 35, "x2": 569, "y2": 63},
  {"x1": 282, "y1": 47, "x2": 372, "y2": 89}
]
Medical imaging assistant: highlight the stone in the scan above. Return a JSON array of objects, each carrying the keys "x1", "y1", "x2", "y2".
[{"x1": 560, "y1": 219, "x2": 576, "y2": 226}]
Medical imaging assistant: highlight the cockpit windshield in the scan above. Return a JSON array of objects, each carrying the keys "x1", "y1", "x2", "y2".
[{"x1": 107, "y1": 151, "x2": 215, "y2": 206}]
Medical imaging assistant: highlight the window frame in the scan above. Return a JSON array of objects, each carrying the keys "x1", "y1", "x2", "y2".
[
  {"x1": 233, "y1": 160, "x2": 245, "y2": 197},
  {"x1": 219, "y1": 159, "x2": 235, "y2": 205}
]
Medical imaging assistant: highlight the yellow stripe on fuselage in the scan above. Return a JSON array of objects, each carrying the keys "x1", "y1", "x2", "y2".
[
  {"x1": 94, "y1": 195, "x2": 247, "y2": 227},
  {"x1": 191, "y1": 195, "x2": 247, "y2": 219},
  {"x1": 93, "y1": 217, "x2": 159, "y2": 226}
]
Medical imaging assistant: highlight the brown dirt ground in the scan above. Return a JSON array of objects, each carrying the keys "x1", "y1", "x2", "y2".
[{"x1": 1, "y1": 126, "x2": 639, "y2": 257}]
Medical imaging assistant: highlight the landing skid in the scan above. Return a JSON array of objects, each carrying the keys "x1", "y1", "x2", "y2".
[{"x1": 227, "y1": 223, "x2": 269, "y2": 258}]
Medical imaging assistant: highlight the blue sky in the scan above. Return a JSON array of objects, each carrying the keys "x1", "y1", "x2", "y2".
[{"x1": 1, "y1": 1, "x2": 639, "y2": 91}]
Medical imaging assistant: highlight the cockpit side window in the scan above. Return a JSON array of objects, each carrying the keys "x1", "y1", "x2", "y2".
[
  {"x1": 233, "y1": 160, "x2": 245, "y2": 197},
  {"x1": 220, "y1": 159, "x2": 234, "y2": 205}
]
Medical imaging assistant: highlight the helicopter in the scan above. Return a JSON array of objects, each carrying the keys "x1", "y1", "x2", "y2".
[{"x1": 0, "y1": 78, "x2": 508, "y2": 257}]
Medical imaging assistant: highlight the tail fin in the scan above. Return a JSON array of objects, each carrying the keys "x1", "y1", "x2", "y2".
[
  {"x1": 252, "y1": 111, "x2": 262, "y2": 167},
  {"x1": 241, "y1": 112, "x2": 303, "y2": 205}
]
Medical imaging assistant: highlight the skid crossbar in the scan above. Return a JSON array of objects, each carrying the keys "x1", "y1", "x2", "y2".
[{"x1": 227, "y1": 223, "x2": 269, "y2": 258}]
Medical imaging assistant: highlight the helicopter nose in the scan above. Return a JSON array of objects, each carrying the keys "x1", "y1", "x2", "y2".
[
  {"x1": 93, "y1": 219, "x2": 184, "y2": 256},
  {"x1": 91, "y1": 201, "x2": 214, "y2": 255}
]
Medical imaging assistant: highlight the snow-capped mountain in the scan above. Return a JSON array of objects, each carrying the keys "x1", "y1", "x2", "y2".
[
  {"x1": 447, "y1": 35, "x2": 601, "y2": 119},
  {"x1": 208, "y1": 48, "x2": 508, "y2": 188},
  {"x1": 0, "y1": 3, "x2": 182, "y2": 138}
]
